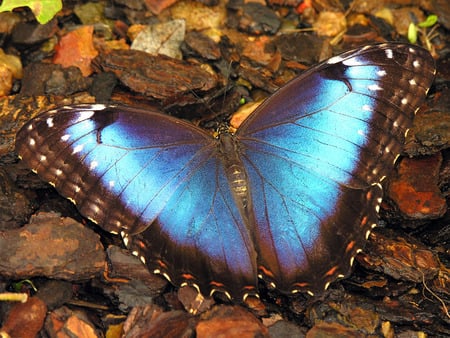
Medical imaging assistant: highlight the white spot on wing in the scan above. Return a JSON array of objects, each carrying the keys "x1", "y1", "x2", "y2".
[
  {"x1": 74, "y1": 104, "x2": 106, "y2": 122},
  {"x1": 377, "y1": 70, "x2": 387, "y2": 77},
  {"x1": 409, "y1": 79, "x2": 417, "y2": 86},
  {"x1": 61, "y1": 134, "x2": 70, "y2": 141},
  {"x1": 343, "y1": 58, "x2": 363, "y2": 66},
  {"x1": 40, "y1": 155, "x2": 47, "y2": 162},
  {"x1": 90, "y1": 160, "x2": 98, "y2": 170},
  {"x1": 72, "y1": 144, "x2": 84, "y2": 154},
  {"x1": 29, "y1": 138, "x2": 36, "y2": 146},
  {"x1": 122, "y1": 235, "x2": 129, "y2": 246},
  {"x1": 55, "y1": 169, "x2": 62, "y2": 176},
  {"x1": 27, "y1": 124, "x2": 33, "y2": 131},
  {"x1": 46, "y1": 117, "x2": 54, "y2": 128},
  {"x1": 413, "y1": 60, "x2": 420, "y2": 68},
  {"x1": 401, "y1": 98, "x2": 408, "y2": 105},
  {"x1": 77, "y1": 110, "x2": 95, "y2": 120},
  {"x1": 350, "y1": 256, "x2": 355, "y2": 266},
  {"x1": 385, "y1": 49, "x2": 393, "y2": 59},
  {"x1": 109, "y1": 180, "x2": 115, "y2": 188},
  {"x1": 368, "y1": 84, "x2": 382, "y2": 91},
  {"x1": 89, "y1": 104, "x2": 107, "y2": 111},
  {"x1": 327, "y1": 55, "x2": 344, "y2": 64}
]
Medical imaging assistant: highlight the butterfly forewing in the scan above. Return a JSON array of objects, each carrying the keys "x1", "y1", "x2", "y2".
[{"x1": 16, "y1": 105, "x2": 214, "y2": 234}]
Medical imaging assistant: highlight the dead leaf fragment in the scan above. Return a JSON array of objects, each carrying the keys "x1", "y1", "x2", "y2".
[
  {"x1": 53, "y1": 25, "x2": 98, "y2": 76},
  {"x1": 313, "y1": 11, "x2": 347, "y2": 37},
  {"x1": 131, "y1": 19, "x2": 186, "y2": 59}
]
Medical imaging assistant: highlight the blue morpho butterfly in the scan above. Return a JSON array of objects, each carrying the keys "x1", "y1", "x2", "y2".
[{"x1": 15, "y1": 43, "x2": 435, "y2": 301}]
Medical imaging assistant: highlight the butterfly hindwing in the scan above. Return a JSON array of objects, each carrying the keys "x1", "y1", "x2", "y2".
[{"x1": 131, "y1": 149, "x2": 259, "y2": 297}]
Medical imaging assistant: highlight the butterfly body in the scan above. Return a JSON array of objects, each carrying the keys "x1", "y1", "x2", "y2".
[{"x1": 16, "y1": 43, "x2": 436, "y2": 300}]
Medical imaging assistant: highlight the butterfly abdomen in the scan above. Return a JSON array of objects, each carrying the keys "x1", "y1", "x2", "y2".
[{"x1": 219, "y1": 133, "x2": 253, "y2": 213}]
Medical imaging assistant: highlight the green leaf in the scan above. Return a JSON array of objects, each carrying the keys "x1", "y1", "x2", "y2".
[
  {"x1": 418, "y1": 14, "x2": 438, "y2": 28},
  {"x1": 0, "y1": 0, "x2": 62, "y2": 24},
  {"x1": 407, "y1": 23, "x2": 417, "y2": 44},
  {"x1": 11, "y1": 279, "x2": 37, "y2": 292}
]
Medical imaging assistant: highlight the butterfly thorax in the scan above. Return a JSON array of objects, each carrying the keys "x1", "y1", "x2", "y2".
[{"x1": 219, "y1": 133, "x2": 252, "y2": 215}]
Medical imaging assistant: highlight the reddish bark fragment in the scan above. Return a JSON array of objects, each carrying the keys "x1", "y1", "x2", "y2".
[
  {"x1": 0, "y1": 212, "x2": 105, "y2": 280},
  {"x1": 0, "y1": 296, "x2": 47, "y2": 338},
  {"x1": 307, "y1": 321, "x2": 370, "y2": 338},
  {"x1": 184, "y1": 31, "x2": 221, "y2": 60},
  {"x1": 45, "y1": 306, "x2": 98, "y2": 338},
  {"x1": 358, "y1": 231, "x2": 441, "y2": 283},
  {"x1": 94, "y1": 49, "x2": 217, "y2": 103},
  {"x1": 122, "y1": 304, "x2": 197, "y2": 338},
  {"x1": 196, "y1": 305, "x2": 269, "y2": 338},
  {"x1": 144, "y1": 0, "x2": 179, "y2": 15},
  {"x1": 389, "y1": 154, "x2": 447, "y2": 219}
]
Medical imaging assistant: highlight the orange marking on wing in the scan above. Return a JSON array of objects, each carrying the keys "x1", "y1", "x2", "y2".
[
  {"x1": 135, "y1": 240, "x2": 145, "y2": 248},
  {"x1": 156, "y1": 260, "x2": 168, "y2": 270},
  {"x1": 181, "y1": 273, "x2": 196, "y2": 281},
  {"x1": 324, "y1": 265, "x2": 338, "y2": 277},
  {"x1": 345, "y1": 240, "x2": 356, "y2": 254},
  {"x1": 259, "y1": 266, "x2": 275, "y2": 279},
  {"x1": 209, "y1": 281, "x2": 226, "y2": 288},
  {"x1": 292, "y1": 282, "x2": 310, "y2": 288},
  {"x1": 360, "y1": 216, "x2": 368, "y2": 227}
]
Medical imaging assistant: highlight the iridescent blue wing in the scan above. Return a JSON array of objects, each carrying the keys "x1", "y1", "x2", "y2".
[
  {"x1": 237, "y1": 43, "x2": 435, "y2": 294},
  {"x1": 15, "y1": 104, "x2": 258, "y2": 297}
]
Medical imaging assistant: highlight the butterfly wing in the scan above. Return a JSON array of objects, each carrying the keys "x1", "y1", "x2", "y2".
[
  {"x1": 15, "y1": 104, "x2": 258, "y2": 297},
  {"x1": 237, "y1": 43, "x2": 436, "y2": 294}
]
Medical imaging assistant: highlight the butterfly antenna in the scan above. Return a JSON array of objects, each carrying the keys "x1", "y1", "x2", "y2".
[
  {"x1": 220, "y1": 60, "x2": 234, "y2": 112},
  {"x1": 184, "y1": 60, "x2": 238, "y2": 129}
]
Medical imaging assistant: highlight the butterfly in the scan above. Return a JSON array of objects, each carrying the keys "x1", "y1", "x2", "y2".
[{"x1": 15, "y1": 43, "x2": 435, "y2": 300}]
